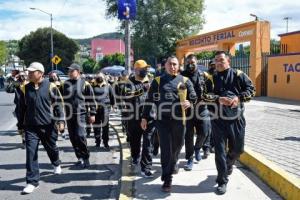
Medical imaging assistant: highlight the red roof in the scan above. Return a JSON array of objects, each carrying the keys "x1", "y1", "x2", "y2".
[{"x1": 91, "y1": 39, "x2": 125, "y2": 59}]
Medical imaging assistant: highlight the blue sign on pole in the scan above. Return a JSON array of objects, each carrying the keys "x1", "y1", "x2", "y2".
[{"x1": 118, "y1": 0, "x2": 136, "y2": 20}]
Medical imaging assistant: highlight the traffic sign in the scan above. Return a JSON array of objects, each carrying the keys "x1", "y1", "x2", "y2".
[
  {"x1": 51, "y1": 55, "x2": 62, "y2": 65},
  {"x1": 118, "y1": 0, "x2": 136, "y2": 20}
]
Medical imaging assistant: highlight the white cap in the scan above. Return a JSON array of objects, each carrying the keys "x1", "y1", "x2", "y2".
[{"x1": 27, "y1": 62, "x2": 45, "y2": 73}]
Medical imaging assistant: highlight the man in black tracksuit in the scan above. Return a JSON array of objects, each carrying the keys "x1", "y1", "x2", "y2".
[
  {"x1": 181, "y1": 54, "x2": 211, "y2": 171},
  {"x1": 12, "y1": 72, "x2": 28, "y2": 148},
  {"x1": 114, "y1": 70, "x2": 130, "y2": 141},
  {"x1": 19, "y1": 62, "x2": 65, "y2": 194},
  {"x1": 205, "y1": 51, "x2": 255, "y2": 195},
  {"x1": 62, "y1": 63, "x2": 97, "y2": 168},
  {"x1": 202, "y1": 60, "x2": 217, "y2": 154},
  {"x1": 141, "y1": 56, "x2": 197, "y2": 192},
  {"x1": 122, "y1": 60, "x2": 157, "y2": 178},
  {"x1": 92, "y1": 72, "x2": 115, "y2": 149}
]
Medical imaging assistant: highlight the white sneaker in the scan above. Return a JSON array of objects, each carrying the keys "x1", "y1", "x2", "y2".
[
  {"x1": 22, "y1": 184, "x2": 38, "y2": 194},
  {"x1": 53, "y1": 165, "x2": 62, "y2": 174}
]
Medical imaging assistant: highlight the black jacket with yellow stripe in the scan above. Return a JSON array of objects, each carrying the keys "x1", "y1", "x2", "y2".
[
  {"x1": 62, "y1": 78, "x2": 97, "y2": 117},
  {"x1": 19, "y1": 79, "x2": 65, "y2": 128},
  {"x1": 204, "y1": 68, "x2": 255, "y2": 116}
]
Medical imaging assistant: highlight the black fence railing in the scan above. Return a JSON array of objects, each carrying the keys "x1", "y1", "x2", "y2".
[
  {"x1": 230, "y1": 55, "x2": 250, "y2": 76},
  {"x1": 198, "y1": 54, "x2": 250, "y2": 76}
]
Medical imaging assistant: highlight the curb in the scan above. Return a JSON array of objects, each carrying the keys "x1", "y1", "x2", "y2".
[
  {"x1": 110, "y1": 121, "x2": 135, "y2": 200},
  {"x1": 240, "y1": 147, "x2": 300, "y2": 200}
]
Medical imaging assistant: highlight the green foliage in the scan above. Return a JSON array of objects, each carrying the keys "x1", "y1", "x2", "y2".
[
  {"x1": 0, "y1": 41, "x2": 8, "y2": 65},
  {"x1": 97, "y1": 53, "x2": 125, "y2": 69},
  {"x1": 105, "y1": 0, "x2": 205, "y2": 66},
  {"x1": 270, "y1": 39, "x2": 280, "y2": 54},
  {"x1": 6, "y1": 40, "x2": 19, "y2": 56},
  {"x1": 195, "y1": 51, "x2": 216, "y2": 60},
  {"x1": 82, "y1": 58, "x2": 96, "y2": 74},
  {"x1": 17, "y1": 27, "x2": 79, "y2": 72}
]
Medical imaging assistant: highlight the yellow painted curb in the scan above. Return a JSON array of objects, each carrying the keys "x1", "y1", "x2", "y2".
[
  {"x1": 240, "y1": 146, "x2": 300, "y2": 200},
  {"x1": 110, "y1": 122, "x2": 134, "y2": 200}
]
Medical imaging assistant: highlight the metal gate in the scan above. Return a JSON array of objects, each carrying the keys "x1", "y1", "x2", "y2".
[{"x1": 198, "y1": 54, "x2": 250, "y2": 76}]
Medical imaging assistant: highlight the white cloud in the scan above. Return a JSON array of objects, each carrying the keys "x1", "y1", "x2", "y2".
[
  {"x1": 0, "y1": 0, "x2": 299, "y2": 41},
  {"x1": 202, "y1": 0, "x2": 300, "y2": 39},
  {"x1": 0, "y1": 0, "x2": 120, "y2": 40}
]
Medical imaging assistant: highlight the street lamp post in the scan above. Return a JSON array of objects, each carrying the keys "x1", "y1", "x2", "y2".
[
  {"x1": 283, "y1": 17, "x2": 291, "y2": 33},
  {"x1": 30, "y1": 7, "x2": 54, "y2": 71}
]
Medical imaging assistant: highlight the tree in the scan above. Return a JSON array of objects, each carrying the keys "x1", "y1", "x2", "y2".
[
  {"x1": 0, "y1": 41, "x2": 8, "y2": 65},
  {"x1": 18, "y1": 28, "x2": 79, "y2": 72},
  {"x1": 98, "y1": 53, "x2": 125, "y2": 69},
  {"x1": 82, "y1": 58, "x2": 96, "y2": 74},
  {"x1": 105, "y1": 0, "x2": 205, "y2": 66},
  {"x1": 195, "y1": 51, "x2": 215, "y2": 60}
]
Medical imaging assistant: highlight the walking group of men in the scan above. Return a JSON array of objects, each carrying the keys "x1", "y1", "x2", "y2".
[
  {"x1": 10, "y1": 50, "x2": 255, "y2": 195},
  {"x1": 127, "y1": 51, "x2": 255, "y2": 194},
  {"x1": 11, "y1": 62, "x2": 116, "y2": 194}
]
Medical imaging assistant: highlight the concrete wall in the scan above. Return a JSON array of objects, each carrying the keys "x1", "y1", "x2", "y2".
[{"x1": 268, "y1": 53, "x2": 300, "y2": 100}]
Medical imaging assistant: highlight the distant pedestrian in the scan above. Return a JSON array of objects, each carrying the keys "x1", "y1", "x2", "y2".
[{"x1": 0, "y1": 74, "x2": 4, "y2": 89}]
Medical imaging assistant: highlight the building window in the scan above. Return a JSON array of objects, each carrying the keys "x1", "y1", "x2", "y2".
[
  {"x1": 274, "y1": 75, "x2": 277, "y2": 83},
  {"x1": 287, "y1": 74, "x2": 290, "y2": 84}
]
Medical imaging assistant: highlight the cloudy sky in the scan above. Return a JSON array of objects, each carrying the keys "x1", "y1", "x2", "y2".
[{"x1": 0, "y1": 0, "x2": 299, "y2": 41}]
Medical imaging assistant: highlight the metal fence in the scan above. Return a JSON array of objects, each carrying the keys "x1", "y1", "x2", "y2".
[{"x1": 198, "y1": 54, "x2": 250, "y2": 76}]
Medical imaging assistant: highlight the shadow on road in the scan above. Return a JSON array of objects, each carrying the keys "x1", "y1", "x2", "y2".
[
  {"x1": 51, "y1": 185, "x2": 112, "y2": 200},
  {"x1": 276, "y1": 136, "x2": 300, "y2": 142}
]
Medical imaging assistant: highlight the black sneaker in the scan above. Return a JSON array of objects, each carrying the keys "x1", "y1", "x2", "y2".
[
  {"x1": 76, "y1": 158, "x2": 84, "y2": 166},
  {"x1": 172, "y1": 163, "x2": 179, "y2": 174},
  {"x1": 104, "y1": 142, "x2": 110, "y2": 150},
  {"x1": 82, "y1": 159, "x2": 90, "y2": 168},
  {"x1": 227, "y1": 165, "x2": 233, "y2": 175},
  {"x1": 161, "y1": 180, "x2": 172, "y2": 193},
  {"x1": 203, "y1": 149, "x2": 210, "y2": 159},
  {"x1": 95, "y1": 139, "x2": 101, "y2": 147},
  {"x1": 131, "y1": 158, "x2": 138, "y2": 166},
  {"x1": 194, "y1": 149, "x2": 202, "y2": 162},
  {"x1": 216, "y1": 183, "x2": 227, "y2": 195},
  {"x1": 153, "y1": 147, "x2": 159, "y2": 156},
  {"x1": 21, "y1": 139, "x2": 25, "y2": 149},
  {"x1": 141, "y1": 170, "x2": 154, "y2": 178}
]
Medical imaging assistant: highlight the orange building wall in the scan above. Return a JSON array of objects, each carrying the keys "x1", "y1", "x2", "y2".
[
  {"x1": 280, "y1": 31, "x2": 300, "y2": 53},
  {"x1": 268, "y1": 54, "x2": 300, "y2": 100}
]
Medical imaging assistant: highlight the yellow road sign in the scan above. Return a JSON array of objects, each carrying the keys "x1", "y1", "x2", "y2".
[{"x1": 51, "y1": 55, "x2": 62, "y2": 65}]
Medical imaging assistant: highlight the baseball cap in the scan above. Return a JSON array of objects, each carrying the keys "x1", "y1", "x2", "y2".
[
  {"x1": 68, "y1": 63, "x2": 81, "y2": 71},
  {"x1": 134, "y1": 60, "x2": 150, "y2": 69},
  {"x1": 27, "y1": 62, "x2": 45, "y2": 73}
]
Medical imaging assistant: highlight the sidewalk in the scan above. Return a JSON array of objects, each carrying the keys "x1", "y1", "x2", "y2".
[
  {"x1": 109, "y1": 112, "x2": 282, "y2": 200},
  {"x1": 244, "y1": 97, "x2": 300, "y2": 178}
]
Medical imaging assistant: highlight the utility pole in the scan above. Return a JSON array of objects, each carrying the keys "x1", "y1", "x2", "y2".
[
  {"x1": 283, "y1": 17, "x2": 291, "y2": 33},
  {"x1": 118, "y1": 0, "x2": 136, "y2": 74},
  {"x1": 50, "y1": 13, "x2": 54, "y2": 71},
  {"x1": 30, "y1": 7, "x2": 54, "y2": 71},
  {"x1": 125, "y1": 20, "x2": 131, "y2": 74}
]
